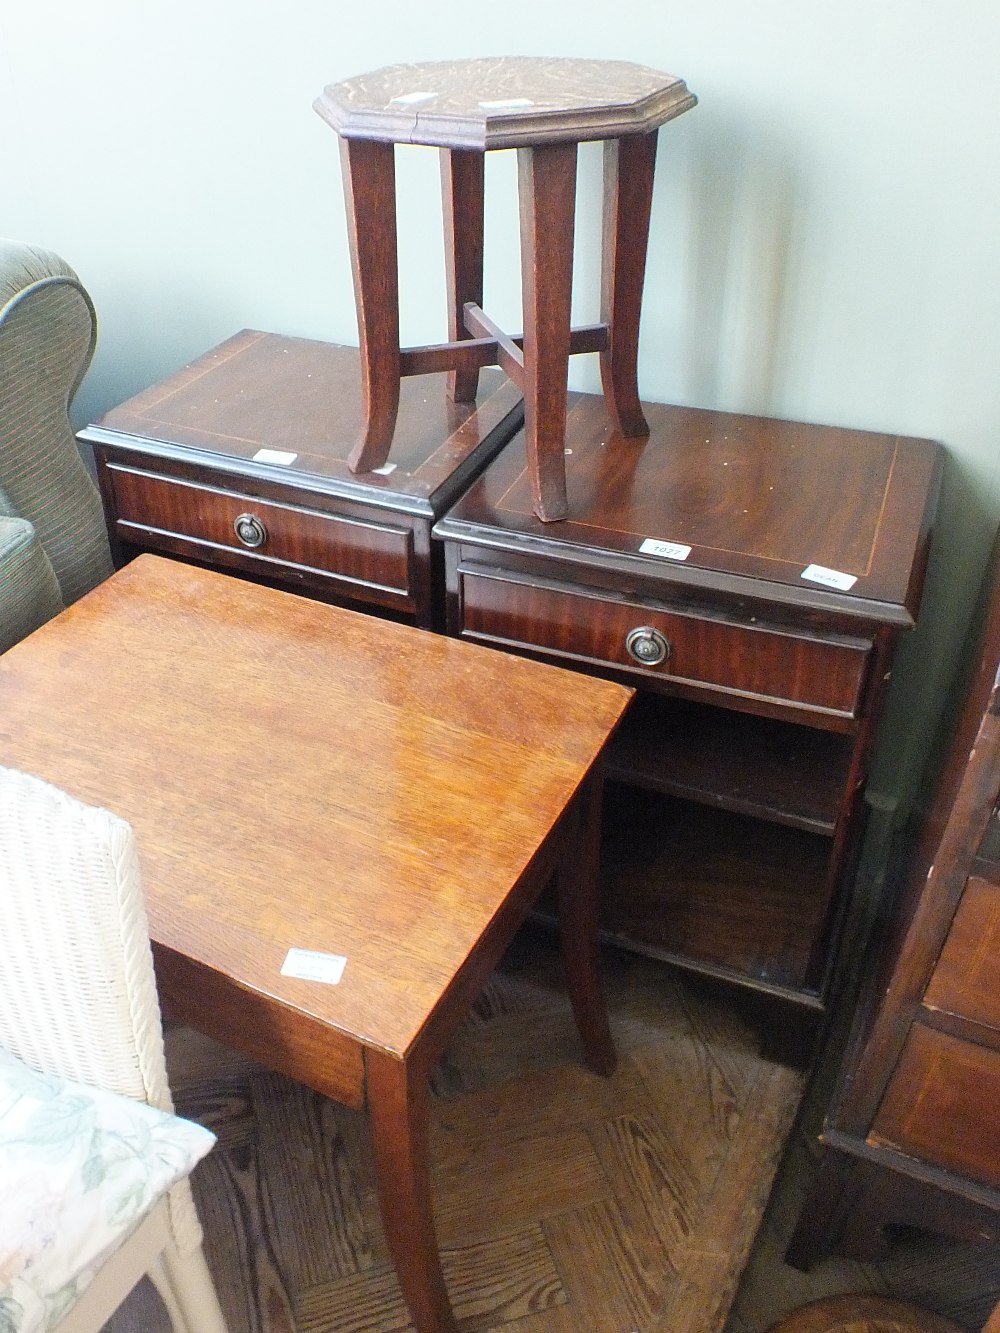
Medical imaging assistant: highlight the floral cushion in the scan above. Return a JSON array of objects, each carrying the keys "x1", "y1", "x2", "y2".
[{"x1": 0, "y1": 1048, "x2": 215, "y2": 1333}]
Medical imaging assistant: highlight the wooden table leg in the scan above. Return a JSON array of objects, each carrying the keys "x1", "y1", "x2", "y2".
[
  {"x1": 339, "y1": 136, "x2": 401, "y2": 473},
  {"x1": 556, "y1": 771, "x2": 617, "y2": 1076},
  {"x1": 599, "y1": 131, "x2": 658, "y2": 438},
  {"x1": 441, "y1": 147, "x2": 485, "y2": 405},
  {"x1": 365, "y1": 1047, "x2": 458, "y2": 1333},
  {"x1": 517, "y1": 141, "x2": 577, "y2": 523}
]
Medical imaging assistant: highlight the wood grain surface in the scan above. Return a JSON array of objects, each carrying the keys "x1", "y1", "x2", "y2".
[
  {"x1": 314, "y1": 57, "x2": 696, "y2": 150},
  {"x1": 454, "y1": 563, "x2": 873, "y2": 719},
  {"x1": 436, "y1": 391, "x2": 941, "y2": 1042},
  {"x1": 0, "y1": 555, "x2": 630, "y2": 1060},
  {"x1": 599, "y1": 132, "x2": 658, "y2": 438},
  {"x1": 766, "y1": 1294, "x2": 963, "y2": 1332},
  {"x1": 516, "y1": 140, "x2": 577, "y2": 521},
  {"x1": 105, "y1": 463, "x2": 415, "y2": 591},
  {"x1": 104, "y1": 929, "x2": 803, "y2": 1333},
  {"x1": 925, "y1": 875, "x2": 1000, "y2": 1032},
  {"x1": 84, "y1": 332, "x2": 523, "y2": 506},
  {"x1": 437, "y1": 394, "x2": 942, "y2": 624},
  {"x1": 98, "y1": 932, "x2": 1000, "y2": 1332},
  {"x1": 869, "y1": 1024, "x2": 1000, "y2": 1191},
  {"x1": 784, "y1": 532, "x2": 1000, "y2": 1281},
  {"x1": 339, "y1": 137, "x2": 402, "y2": 473}
]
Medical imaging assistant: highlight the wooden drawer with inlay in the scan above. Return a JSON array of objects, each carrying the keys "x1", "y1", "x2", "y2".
[
  {"x1": 871, "y1": 1024, "x2": 1000, "y2": 1190},
  {"x1": 453, "y1": 562, "x2": 872, "y2": 723},
  {"x1": 103, "y1": 461, "x2": 417, "y2": 615},
  {"x1": 435, "y1": 389, "x2": 941, "y2": 1034},
  {"x1": 924, "y1": 874, "x2": 1000, "y2": 1033},
  {"x1": 84, "y1": 332, "x2": 524, "y2": 629}
]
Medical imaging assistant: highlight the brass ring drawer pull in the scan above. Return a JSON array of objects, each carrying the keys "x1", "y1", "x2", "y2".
[
  {"x1": 625, "y1": 625, "x2": 670, "y2": 667},
  {"x1": 234, "y1": 513, "x2": 268, "y2": 549}
]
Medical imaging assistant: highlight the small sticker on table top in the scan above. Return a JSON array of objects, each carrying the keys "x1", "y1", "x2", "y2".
[
  {"x1": 639, "y1": 538, "x2": 692, "y2": 561},
  {"x1": 390, "y1": 91, "x2": 438, "y2": 106},
  {"x1": 801, "y1": 563, "x2": 858, "y2": 591},
  {"x1": 253, "y1": 448, "x2": 297, "y2": 466},
  {"x1": 479, "y1": 98, "x2": 535, "y2": 110},
  {"x1": 281, "y1": 948, "x2": 347, "y2": 985}
]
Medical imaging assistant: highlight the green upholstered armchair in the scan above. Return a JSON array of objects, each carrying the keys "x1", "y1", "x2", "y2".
[{"x1": 0, "y1": 240, "x2": 113, "y2": 653}]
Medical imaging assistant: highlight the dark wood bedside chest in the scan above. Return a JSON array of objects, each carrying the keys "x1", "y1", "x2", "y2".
[
  {"x1": 788, "y1": 531, "x2": 1000, "y2": 1269},
  {"x1": 434, "y1": 394, "x2": 942, "y2": 1044},
  {"x1": 82, "y1": 330, "x2": 522, "y2": 629}
]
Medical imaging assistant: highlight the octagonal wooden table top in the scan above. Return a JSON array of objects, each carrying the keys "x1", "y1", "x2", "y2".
[{"x1": 315, "y1": 56, "x2": 696, "y2": 148}]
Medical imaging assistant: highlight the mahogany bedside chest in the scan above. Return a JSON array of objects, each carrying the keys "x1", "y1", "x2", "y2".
[
  {"x1": 434, "y1": 393, "x2": 942, "y2": 1045},
  {"x1": 83, "y1": 330, "x2": 522, "y2": 629},
  {"x1": 788, "y1": 531, "x2": 1000, "y2": 1269}
]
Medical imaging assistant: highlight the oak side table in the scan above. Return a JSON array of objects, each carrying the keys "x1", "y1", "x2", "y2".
[
  {"x1": 82, "y1": 330, "x2": 522, "y2": 630},
  {"x1": 434, "y1": 392, "x2": 943, "y2": 1050},
  {"x1": 0, "y1": 555, "x2": 631, "y2": 1333},
  {"x1": 314, "y1": 57, "x2": 696, "y2": 521}
]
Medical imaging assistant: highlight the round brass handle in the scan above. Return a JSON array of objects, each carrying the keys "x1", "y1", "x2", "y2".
[
  {"x1": 234, "y1": 513, "x2": 268, "y2": 549},
  {"x1": 625, "y1": 625, "x2": 670, "y2": 668}
]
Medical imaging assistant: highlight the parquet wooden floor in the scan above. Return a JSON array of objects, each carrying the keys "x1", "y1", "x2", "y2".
[
  {"x1": 106, "y1": 927, "x2": 803, "y2": 1333},
  {"x1": 105, "y1": 923, "x2": 1000, "y2": 1332}
]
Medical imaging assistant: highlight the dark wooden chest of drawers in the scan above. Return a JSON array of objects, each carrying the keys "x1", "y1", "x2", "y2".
[
  {"x1": 435, "y1": 394, "x2": 942, "y2": 1042},
  {"x1": 789, "y1": 534, "x2": 1000, "y2": 1262},
  {"x1": 83, "y1": 331, "x2": 523, "y2": 629}
]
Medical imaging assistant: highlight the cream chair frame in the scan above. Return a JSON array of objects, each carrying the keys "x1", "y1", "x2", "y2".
[{"x1": 0, "y1": 766, "x2": 228, "y2": 1333}]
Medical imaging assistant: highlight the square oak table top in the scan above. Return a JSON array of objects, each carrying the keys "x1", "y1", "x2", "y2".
[{"x1": 0, "y1": 556, "x2": 630, "y2": 1075}]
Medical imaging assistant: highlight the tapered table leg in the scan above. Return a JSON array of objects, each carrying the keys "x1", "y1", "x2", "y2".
[
  {"x1": 365, "y1": 1048, "x2": 458, "y2": 1333},
  {"x1": 556, "y1": 770, "x2": 617, "y2": 1076},
  {"x1": 600, "y1": 131, "x2": 658, "y2": 438},
  {"x1": 441, "y1": 147, "x2": 485, "y2": 404},
  {"x1": 518, "y1": 141, "x2": 577, "y2": 523},
  {"x1": 339, "y1": 136, "x2": 401, "y2": 473}
]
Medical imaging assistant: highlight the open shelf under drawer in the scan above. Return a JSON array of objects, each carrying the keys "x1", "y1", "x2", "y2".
[
  {"x1": 604, "y1": 694, "x2": 854, "y2": 836},
  {"x1": 599, "y1": 784, "x2": 834, "y2": 997}
]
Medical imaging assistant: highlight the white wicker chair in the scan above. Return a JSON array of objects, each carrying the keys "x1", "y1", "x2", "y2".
[{"x1": 0, "y1": 766, "x2": 229, "y2": 1333}]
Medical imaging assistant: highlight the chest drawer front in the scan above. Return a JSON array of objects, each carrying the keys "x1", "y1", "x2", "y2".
[
  {"x1": 924, "y1": 875, "x2": 1000, "y2": 1031},
  {"x1": 456, "y1": 566, "x2": 870, "y2": 718},
  {"x1": 106, "y1": 464, "x2": 415, "y2": 603},
  {"x1": 871, "y1": 1024, "x2": 1000, "y2": 1189}
]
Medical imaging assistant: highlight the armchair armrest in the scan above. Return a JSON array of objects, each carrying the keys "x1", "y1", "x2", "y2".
[
  {"x1": 0, "y1": 239, "x2": 113, "y2": 606},
  {"x1": 0, "y1": 515, "x2": 64, "y2": 653}
]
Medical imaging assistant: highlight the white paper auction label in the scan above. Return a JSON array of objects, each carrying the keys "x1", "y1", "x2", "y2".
[
  {"x1": 253, "y1": 448, "x2": 297, "y2": 466},
  {"x1": 639, "y1": 538, "x2": 692, "y2": 561},
  {"x1": 280, "y1": 948, "x2": 347, "y2": 984},
  {"x1": 801, "y1": 564, "x2": 858, "y2": 591}
]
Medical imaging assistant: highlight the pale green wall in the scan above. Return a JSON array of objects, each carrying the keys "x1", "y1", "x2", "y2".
[{"x1": 3, "y1": 1, "x2": 998, "y2": 812}]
